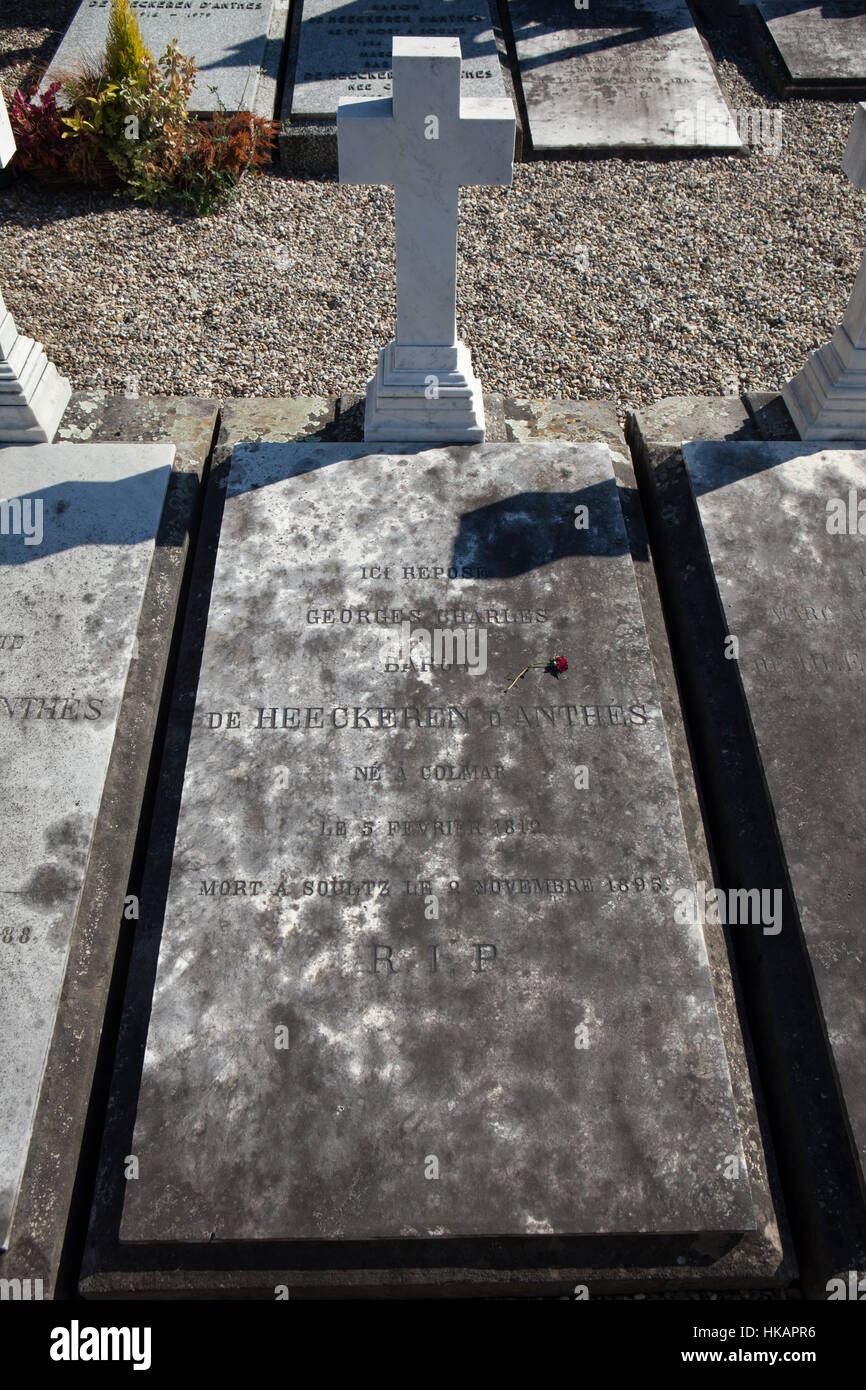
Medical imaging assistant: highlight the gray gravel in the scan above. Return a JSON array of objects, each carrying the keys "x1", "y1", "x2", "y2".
[{"x1": 0, "y1": 10, "x2": 862, "y2": 419}]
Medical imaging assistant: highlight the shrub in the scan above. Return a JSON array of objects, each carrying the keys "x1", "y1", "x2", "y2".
[
  {"x1": 9, "y1": 4, "x2": 276, "y2": 211},
  {"x1": 171, "y1": 108, "x2": 278, "y2": 214},
  {"x1": 106, "y1": 0, "x2": 151, "y2": 86}
]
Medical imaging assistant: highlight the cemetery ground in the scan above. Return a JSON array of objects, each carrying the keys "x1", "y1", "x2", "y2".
[
  {"x1": 0, "y1": 8, "x2": 862, "y2": 411},
  {"x1": 1, "y1": 2, "x2": 866, "y2": 1323}
]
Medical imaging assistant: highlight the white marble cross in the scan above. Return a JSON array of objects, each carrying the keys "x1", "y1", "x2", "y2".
[
  {"x1": 0, "y1": 95, "x2": 71, "y2": 443},
  {"x1": 338, "y1": 37, "x2": 514, "y2": 443},
  {"x1": 784, "y1": 103, "x2": 866, "y2": 440}
]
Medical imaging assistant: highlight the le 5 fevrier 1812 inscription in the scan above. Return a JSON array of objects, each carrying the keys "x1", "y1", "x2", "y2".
[{"x1": 121, "y1": 441, "x2": 753, "y2": 1245}]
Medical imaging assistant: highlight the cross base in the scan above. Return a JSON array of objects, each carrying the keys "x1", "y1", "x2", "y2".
[
  {"x1": 0, "y1": 299, "x2": 71, "y2": 444},
  {"x1": 783, "y1": 326, "x2": 866, "y2": 441},
  {"x1": 364, "y1": 341, "x2": 485, "y2": 444}
]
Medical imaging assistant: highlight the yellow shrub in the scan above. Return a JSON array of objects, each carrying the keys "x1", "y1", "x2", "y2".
[{"x1": 106, "y1": 0, "x2": 152, "y2": 85}]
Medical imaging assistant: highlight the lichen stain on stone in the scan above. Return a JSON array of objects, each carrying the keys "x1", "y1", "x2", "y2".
[{"x1": 26, "y1": 862, "x2": 75, "y2": 907}]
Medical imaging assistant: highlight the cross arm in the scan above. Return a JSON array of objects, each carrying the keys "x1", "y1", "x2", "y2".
[
  {"x1": 337, "y1": 97, "x2": 399, "y2": 186},
  {"x1": 454, "y1": 98, "x2": 515, "y2": 187}
]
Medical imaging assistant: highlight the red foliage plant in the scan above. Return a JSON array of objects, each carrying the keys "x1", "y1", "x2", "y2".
[{"x1": 8, "y1": 82, "x2": 67, "y2": 174}]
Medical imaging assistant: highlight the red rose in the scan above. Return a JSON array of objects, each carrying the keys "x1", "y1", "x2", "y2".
[{"x1": 554, "y1": 655, "x2": 568, "y2": 673}]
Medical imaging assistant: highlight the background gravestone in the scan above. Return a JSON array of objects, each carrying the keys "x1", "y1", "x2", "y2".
[
  {"x1": 280, "y1": 0, "x2": 513, "y2": 171},
  {"x1": 43, "y1": 0, "x2": 283, "y2": 114},
  {"x1": 748, "y1": 1, "x2": 866, "y2": 98},
  {"x1": 506, "y1": 0, "x2": 743, "y2": 156}
]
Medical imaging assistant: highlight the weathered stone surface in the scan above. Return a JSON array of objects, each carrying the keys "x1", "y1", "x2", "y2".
[
  {"x1": 683, "y1": 442, "x2": 866, "y2": 1196},
  {"x1": 0, "y1": 441, "x2": 173, "y2": 1249},
  {"x1": 288, "y1": 0, "x2": 506, "y2": 121},
  {"x1": 121, "y1": 439, "x2": 752, "y2": 1245},
  {"x1": 507, "y1": 0, "x2": 742, "y2": 155},
  {"x1": 43, "y1": 0, "x2": 280, "y2": 113},
  {"x1": 752, "y1": 1, "x2": 866, "y2": 94}
]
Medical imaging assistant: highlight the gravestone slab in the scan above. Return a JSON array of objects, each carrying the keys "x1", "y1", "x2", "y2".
[
  {"x1": 751, "y1": 1, "x2": 866, "y2": 95},
  {"x1": 683, "y1": 441, "x2": 866, "y2": 1192},
  {"x1": 507, "y1": 0, "x2": 742, "y2": 155},
  {"x1": 288, "y1": 0, "x2": 506, "y2": 120},
  {"x1": 43, "y1": 0, "x2": 280, "y2": 113},
  {"x1": 0, "y1": 442, "x2": 173, "y2": 1248},
  {"x1": 121, "y1": 439, "x2": 753, "y2": 1246}
]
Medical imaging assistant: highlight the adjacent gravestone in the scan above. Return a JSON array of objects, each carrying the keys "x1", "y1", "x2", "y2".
[
  {"x1": 43, "y1": 0, "x2": 282, "y2": 114},
  {"x1": 682, "y1": 440, "x2": 866, "y2": 1207},
  {"x1": 783, "y1": 104, "x2": 866, "y2": 441},
  {"x1": 507, "y1": 0, "x2": 743, "y2": 156},
  {"x1": 0, "y1": 442, "x2": 173, "y2": 1247},
  {"x1": 748, "y1": 1, "x2": 866, "y2": 97},
  {"x1": 281, "y1": 0, "x2": 511, "y2": 171},
  {"x1": 119, "y1": 437, "x2": 753, "y2": 1247},
  {"x1": 338, "y1": 37, "x2": 514, "y2": 443}
]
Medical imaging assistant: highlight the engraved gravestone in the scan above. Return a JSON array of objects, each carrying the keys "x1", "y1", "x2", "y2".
[
  {"x1": 338, "y1": 37, "x2": 514, "y2": 443},
  {"x1": 0, "y1": 443, "x2": 173, "y2": 1247},
  {"x1": 120, "y1": 438, "x2": 754, "y2": 1246},
  {"x1": 683, "y1": 440, "x2": 866, "y2": 1196},
  {"x1": 43, "y1": 0, "x2": 279, "y2": 113},
  {"x1": 287, "y1": 0, "x2": 505, "y2": 120},
  {"x1": 750, "y1": 1, "x2": 866, "y2": 93},
  {"x1": 507, "y1": 0, "x2": 742, "y2": 155}
]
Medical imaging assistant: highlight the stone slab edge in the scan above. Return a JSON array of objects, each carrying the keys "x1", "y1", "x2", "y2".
[
  {"x1": 626, "y1": 392, "x2": 866, "y2": 1296},
  {"x1": 277, "y1": 8, "x2": 523, "y2": 175},
  {"x1": 0, "y1": 394, "x2": 219, "y2": 1298},
  {"x1": 79, "y1": 397, "x2": 786, "y2": 1296},
  {"x1": 746, "y1": 5, "x2": 866, "y2": 100},
  {"x1": 254, "y1": 0, "x2": 291, "y2": 122}
]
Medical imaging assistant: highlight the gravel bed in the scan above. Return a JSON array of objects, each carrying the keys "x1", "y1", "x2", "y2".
[{"x1": 0, "y1": 12, "x2": 862, "y2": 418}]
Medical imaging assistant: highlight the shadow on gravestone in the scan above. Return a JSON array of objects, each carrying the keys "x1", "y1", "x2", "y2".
[
  {"x1": 451, "y1": 480, "x2": 644, "y2": 576},
  {"x1": 0, "y1": 468, "x2": 176, "y2": 565},
  {"x1": 507, "y1": 0, "x2": 692, "y2": 79}
]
